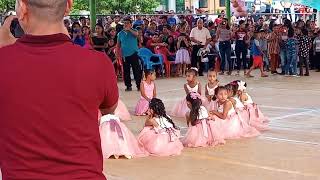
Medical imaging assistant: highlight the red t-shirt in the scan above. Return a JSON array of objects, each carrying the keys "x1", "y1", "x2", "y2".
[
  {"x1": 0, "y1": 34, "x2": 119, "y2": 179},
  {"x1": 214, "y1": 18, "x2": 223, "y2": 25},
  {"x1": 235, "y1": 29, "x2": 247, "y2": 41},
  {"x1": 146, "y1": 39, "x2": 157, "y2": 52}
]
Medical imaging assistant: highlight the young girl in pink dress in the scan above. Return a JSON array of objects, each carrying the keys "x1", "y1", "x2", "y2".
[
  {"x1": 82, "y1": 26, "x2": 92, "y2": 49},
  {"x1": 175, "y1": 33, "x2": 191, "y2": 76},
  {"x1": 225, "y1": 82, "x2": 260, "y2": 138},
  {"x1": 171, "y1": 68, "x2": 202, "y2": 117},
  {"x1": 115, "y1": 99, "x2": 131, "y2": 121},
  {"x1": 99, "y1": 114, "x2": 148, "y2": 159},
  {"x1": 137, "y1": 98, "x2": 183, "y2": 156},
  {"x1": 209, "y1": 86, "x2": 243, "y2": 139},
  {"x1": 135, "y1": 70, "x2": 156, "y2": 116},
  {"x1": 203, "y1": 69, "x2": 219, "y2": 111},
  {"x1": 182, "y1": 92, "x2": 225, "y2": 147},
  {"x1": 237, "y1": 81, "x2": 269, "y2": 131}
]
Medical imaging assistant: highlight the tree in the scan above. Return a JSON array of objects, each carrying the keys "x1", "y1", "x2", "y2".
[
  {"x1": 0, "y1": 0, "x2": 15, "y2": 14},
  {"x1": 71, "y1": 0, "x2": 160, "y2": 14},
  {"x1": 0, "y1": 0, "x2": 160, "y2": 15}
]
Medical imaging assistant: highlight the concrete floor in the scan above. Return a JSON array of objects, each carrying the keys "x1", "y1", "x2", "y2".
[{"x1": 104, "y1": 70, "x2": 320, "y2": 180}]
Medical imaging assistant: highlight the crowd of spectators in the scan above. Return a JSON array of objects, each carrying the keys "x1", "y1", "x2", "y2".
[{"x1": 64, "y1": 11, "x2": 320, "y2": 79}]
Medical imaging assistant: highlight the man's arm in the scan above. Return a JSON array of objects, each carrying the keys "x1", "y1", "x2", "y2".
[
  {"x1": 116, "y1": 35, "x2": 122, "y2": 59},
  {"x1": 128, "y1": 29, "x2": 138, "y2": 37},
  {"x1": 205, "y1": 29, "x2": 212, "y2": 46},
  {"x1": 0, "y1": 16, "x2": 17, "y2": 48}
]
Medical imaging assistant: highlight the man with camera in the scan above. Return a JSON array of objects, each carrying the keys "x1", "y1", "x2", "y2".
[{"x1": 0, "y1": 0, "x2": 118, "y2": 179}]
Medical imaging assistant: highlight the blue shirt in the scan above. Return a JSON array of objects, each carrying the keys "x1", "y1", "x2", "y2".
[
  {"x1": 286, "y1": 38, "x2": 298, "y2": 55},
  {"x1": 73, "y1": 36, "x2": 85, "y2": 47},
  {"x1": 167, "y1": 17, "x2": 176, "y2": 25},
  {"x1": 133, "y1": 20, "x2": 144, "y2": 28},
  {"x1": 117, "y1": 30, "x2": 139, "y2": 57},
  {"x1": 251, "y1": 39, "x2": 262, "y2": 56}
]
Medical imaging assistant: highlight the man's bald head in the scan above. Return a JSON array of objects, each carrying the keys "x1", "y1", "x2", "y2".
[{"x1": 27, "y1": 0, "x2": 68, "y2": 22}]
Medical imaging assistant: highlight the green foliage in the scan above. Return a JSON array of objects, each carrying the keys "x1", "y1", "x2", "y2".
[
  {"x1": 0, "y1": 0, "x2": 160, "y2": 15},
  {"x1": 0, "y1": 0, "x2": 15, "y2": 14},
  {"x1": 71, "y1": 0, "x2": 160, "y2": 14}
]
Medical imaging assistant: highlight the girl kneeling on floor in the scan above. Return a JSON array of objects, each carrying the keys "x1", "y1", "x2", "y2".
[{"x1": 138, "y1": 98, "x2": 183, "y2": 156}]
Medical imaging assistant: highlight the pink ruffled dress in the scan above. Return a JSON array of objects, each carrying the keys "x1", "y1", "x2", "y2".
[
  {"x1": 202, "y1": 83, "x2": 219, "y2": 111},
  {"x1": 242, "y1": 93, "x2": 269, "y2": 131},
  {"x1": 171, "y1": 83, "x2": 200, "y2": 118},
  {"x1": 99, "y1": 114, "x2": 149, "y2": 159},
  {"x1": 137, "y1": 116, "x2": 184, "y2": 156},
  {"x1": 182, "y1": 106, "x2": 225, "y2": 147},
  {"x1": 211, "y1": 101, "x2": 243, "y2": 140},
  {"x1": 83, "y1": 35, "x2": 92, "y2": 49},
  {"x1": 135, "y1": 81, "x2": 155, "y2": 116},
  {"x1": 115, "y1": 99, "x2": 131, "y2": 121},
  {"x1": 233, "y1": 97, "x2": 261, "y2": 137}
]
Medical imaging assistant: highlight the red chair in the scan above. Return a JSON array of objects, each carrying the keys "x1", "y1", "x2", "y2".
[{"x1": 154, "y1": 46, "x2": 175, "y2": 78}]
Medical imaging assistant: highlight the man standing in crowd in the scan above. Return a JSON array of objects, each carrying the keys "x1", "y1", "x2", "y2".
[
  {"x1": 112, "y1": 15, "x2": 124, "y2": 34},
  {"x1": 0, "y1": 0, "x2": 118, "y2": 179},
  {"x1": 117, "y1": 17, "x2": 142, "y2": 91},
  {"x1": 268, "y1": 25, "x2": 281, "y2": 74},
  {"x1": 190, "y1": 19, "x2": 211, "y2": 76}
]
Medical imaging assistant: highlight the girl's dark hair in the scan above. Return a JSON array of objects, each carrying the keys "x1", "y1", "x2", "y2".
[
  {"x1": 226, "y1": 81, "x2": 238, "y2": 96},
  {"x1": 186, "y1": 68, "x2": 198, "y2": 76},
  {"x1": 186, "y1": 93, "x2": 202, "y2": 126},
  {"x1": 208, "y1": 68, "x2": 217, "y2": 73},
  {"x1": 284, "y1": 19, "x2": 293, "y2": 29},
  {"x1": 149, "y1": 98, "x2": 179, "y2": 129},
  {"x1": 166, "y1": 35, "x2": 175, "y2": 52},
  {"x1": 95, "y1": 23, "x2": 104, "y2": 35},
  {"x1": 71, "y1": 22, "x2": 81, "y2": 34},
  {"x1": 288, "y1": 28, "x2": 295, "y2": 38},
  {"x1": 82, "y1": 25, "x2": 90, "y2": 33},
  {"x1": 212, "y1": 86, "x2": 227, "y2": 101},
  {"x1": 301, "y1": 28, "x2": 308, "y2": 36},
  {"x1": 144, "y1": 69, "x2": 154, "y2": 78}
]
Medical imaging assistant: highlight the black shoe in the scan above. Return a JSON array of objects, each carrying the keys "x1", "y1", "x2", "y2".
[
  {"x1": 304, "y1": 73, "x2": 310, "y2": 76},
  {"x1": 271, "y1": 71, "x2": 277, "y2": 75},
  {"x1": 279, "y1": 72, "x2": 285, "y2": 75},
  {"x1": 199, "y1": 73, "x2": 204, "y2": 76},
  {"x1": 316, "y1": 69, "x2": 320, "y2": 72},
  {"x1": 125, "y1": 87, "x2": 132, "y2": 91}
]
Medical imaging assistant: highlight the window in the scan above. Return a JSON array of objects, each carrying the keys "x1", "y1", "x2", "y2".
[
  {"x1": 199, "y1": 0, "x2": 208, "y2": 8},
  {"x1": 219, "y1": 0, "x2": 226, "y2": 7}
]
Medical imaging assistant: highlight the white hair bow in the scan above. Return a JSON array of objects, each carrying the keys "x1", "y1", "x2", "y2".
[
  {"x1": 237, "y1": 81, "x2": 246, "y2": 91},
  {"x1": 190, "y1": 67, "x2": 198, "y2": 72}
]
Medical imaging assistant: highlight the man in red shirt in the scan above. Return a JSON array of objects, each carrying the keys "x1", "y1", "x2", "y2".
[{"x1": 0, "y1": 0, "x2": 118, "y2": 179}]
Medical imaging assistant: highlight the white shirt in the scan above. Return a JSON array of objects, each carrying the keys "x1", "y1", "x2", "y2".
[
  {"x1": 186, "y1": 83, "x2": 199, "y2": 93},
  {"x1": 154, "y1": 116, "x2": 174, "y2": 129},
  {"x1": 198, "y1": 106, "x2": 209, "y2": 119},
  {"x1": 190, "y1": 27, "x2": 211, "y2": 46},
  {"x1": 313, "y1": 37, "x2": 320, "y2": 52}
]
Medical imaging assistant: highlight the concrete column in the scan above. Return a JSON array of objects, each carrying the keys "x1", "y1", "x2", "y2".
[{"x1": 168, "y1": 0, "x2": 176, "y2": 12}]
